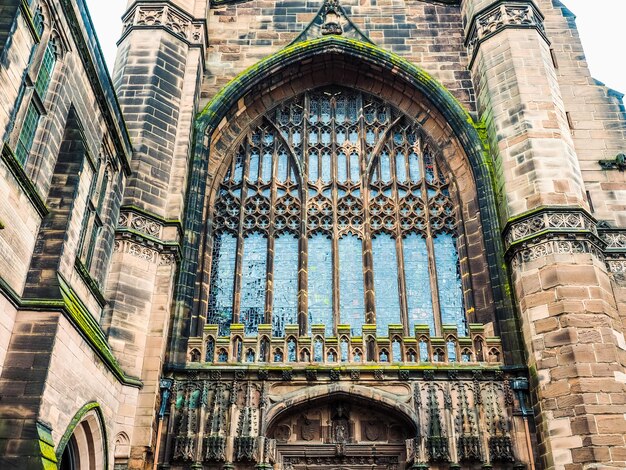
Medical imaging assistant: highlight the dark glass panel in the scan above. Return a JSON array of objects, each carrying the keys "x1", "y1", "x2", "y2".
[
  {"x1": 403, "y1": 234, "x2": 435, "y2": 334},
  {"x1": 272, "y1": 235, "x2": 299, "y2": 336},
  {"x1": 207, "y1": 232, "x2": 237, "y2": 335},
  {"x1": 339, "y1": 235, "x2": 365, "y2": 335},
  {"x1": 239, "y1": 234, "x2": 268, "y2": 336},
  {"x1": 434, "y1": 234, "x2": 467, "y2": 336},
  {"x1": 372, "y1": 234, "x2": 401, "y2": 335}
]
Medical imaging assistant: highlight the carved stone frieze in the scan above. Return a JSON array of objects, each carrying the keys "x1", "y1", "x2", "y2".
[
  {"x1": 465, "y1": 1, "x2": 547, "y2": 63},
  {"x1": 504, "y1": 210, "x2": 597, "y2": 250},
  {"x1": 118, "y1": 211, "x2": 162, "y2": 238},
  {"x1": 509, "y1": 239, "x2": 603, "y2": 270},
  {"x1": 121, "y1": 2, "x2": 207, "y2": 48},
  {"x1": 114, "y1": 238, "x2": 178, "y2": 265}
]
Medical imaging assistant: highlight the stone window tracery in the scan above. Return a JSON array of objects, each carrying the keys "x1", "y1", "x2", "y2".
[{"x1": 207, "y1": 86, "x2": 467, "y2": 338}]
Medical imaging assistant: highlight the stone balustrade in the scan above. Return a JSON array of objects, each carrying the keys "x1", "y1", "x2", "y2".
[{"x1": 187, "y1": 323, "x2": 503, "y2": 367}]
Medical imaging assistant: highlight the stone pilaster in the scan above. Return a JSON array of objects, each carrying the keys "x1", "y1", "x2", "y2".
[
  {"x1": 462, "y1": 0, "x2": 626, "y2": 468},
  {"x1": 104, "y1": 1, "x2": 207, "y2": 466}
]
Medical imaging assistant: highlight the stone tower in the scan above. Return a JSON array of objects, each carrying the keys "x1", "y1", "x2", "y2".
[{"x1": 0, "y1": 0, "x2": 624, "y2": 469}]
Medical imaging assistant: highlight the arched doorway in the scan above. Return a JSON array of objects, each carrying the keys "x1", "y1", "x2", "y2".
[
  {"x1": 266, "y1": 391, "x2": 417, "y2": 470},
  {"x1": 57, "y1": 405, "x2": 107, "y2": 470}
]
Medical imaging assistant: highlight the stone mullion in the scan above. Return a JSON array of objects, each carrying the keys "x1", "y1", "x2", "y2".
[
  {"x1": 299, "y1": 95, "x2": 310, "y2": 336},
  {"x1": 331, "y1": 114, "x2": 341, "y2": 334},
  {"x1": 390, "y1": 129, "x2": 410, "y2": 335},
  {"x1": 264, "y1": 134, "x2": 278, "y2": 327},
  {"x1": 232, "y1": 135, "x2": 250, "y2": 324},
  {"x1": 360, "y1": 92, "x2": 375, "y2": 326},
  {"x1": 449, "y1": 178, "x2": 475, "y2": 330},
  {"x1": 420, "y1": 141, "x2": 443, "y2": 336}
]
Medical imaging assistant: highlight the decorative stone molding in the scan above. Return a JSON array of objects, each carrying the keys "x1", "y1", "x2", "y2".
[
  {"x1": 504, "y1": 209, "x2": 626, "y2": 273},
  {"x1": 120, "y1": 2, "x2": 208, "y2": 49},
  {"x1": 600, "y1": 230, "x2": 626, "y2": 250},
  {"x1": 465, "y1": 1, "x2": 547, "y2": 65},
  {"x1": 200, "y1": 323, "x2": 502, "y2": 367},
  {"x1": 509, "y1": 239, "x2": 603, "y2": 270},
  {"x1": 114, "y1": 239, "x2": 178, "y2": 266},
  {"x1": 118, "y1": 211, "x2": 163, "y2": 238},
  {"x1": 503, "y1": 209, "x2": 597, "y2": 251}
]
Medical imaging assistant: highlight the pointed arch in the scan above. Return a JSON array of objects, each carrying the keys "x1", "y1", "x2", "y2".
[
  {"x1": 263, "y1": 383, "x2": 417, "y2": 435},
  {"x1": 56, "y1": 402, "x2": 108, "y2": 469},
  {"x1": 175, "y1": 35, "x2": 518, "y2": 364}
]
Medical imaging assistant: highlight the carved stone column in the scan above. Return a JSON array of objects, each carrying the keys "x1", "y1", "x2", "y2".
[{"x1": 462, "y1": 0, "x2": 626, "y2": 468}]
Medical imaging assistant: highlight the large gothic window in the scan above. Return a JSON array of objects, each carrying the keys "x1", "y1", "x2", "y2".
[{"x1": 207, "y1": 87, "x2": 466, "y2": 338}]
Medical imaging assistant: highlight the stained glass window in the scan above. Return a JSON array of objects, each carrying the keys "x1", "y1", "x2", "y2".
[
  {"x1": 435, "y1": 234, "x2": 467, "y2": 335},
  {"x1": 208, "y1": 233, "x2": 237, "y2": 335},
  {"x1": 404, "y1": 234, "x2": 434, "y2": 333},
  {"x1": 372, "y1": 235, "x2": 401, "y2": 335},
  {"x1": 272, "y1": 235, "x2": 299, "y2": 336},
  {"x1": 339, "y1": 235, "x2": 365, "y2": 335},
  {"x1": 206, "y1": 87, "x2": 468, "y2": 340},
  {"x1": 239, "y1": 234, "x2": 267, "y2": 336},
  {"x1": 308, "y1": 234, "x2": 333, "y2": 334}
]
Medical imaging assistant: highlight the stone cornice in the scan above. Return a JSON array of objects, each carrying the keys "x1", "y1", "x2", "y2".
[
  {"x1": 464, "y1": 0, "x2": 548, "y2": 68},
  {"x1": 0, "y1": 274, "x2": 142, "y2": 388},
  {"x1": 503, "y1": 207, "x2": 626, "y2": 273},
  {"x1": 119, "y1": 1, "x2": 208, "y2": 52},
  {"x1": 115, "y1": 207, "x2": 183, "y2": 265}
]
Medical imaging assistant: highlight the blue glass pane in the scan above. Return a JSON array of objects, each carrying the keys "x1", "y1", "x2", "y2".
[
  {"x1": 287, "y1": 339, "x2": 297, "y2": 362},
  {"x1": 341, "y1": 339, "x2": 349, "y2": 362},
  {"x1": 321, "y1": 151, "x2": 332, "y2": 183},
  {"x1": 249, "y1": 151, "x2": 259, "y2": 181},
  {"x1": 272, "y1": 235, "x2": 299, "y2": 336},
  {"x1": 392, "y1": 340, "x2": 402, "y2": 362},
  {"x1": 380, "y1": 152, "x2": 391, "y2": 183},
  {"x1": 208, "y1": 233, "x2": 237, "y2": 335},
  {"x1": 395, "y1": 152, "x2": 407, "y2": 182},
  {"x1": 261, "y1": 151, "x2": 273, "y2": 182},
  {"x1": 339, "y1": 235, "x2": 365, "y2": 335},
  {"x1": 321, "y1": 129, "x2": 331, "y2": 146},
  {"x1": 434, "y1": 234, "x2": 467, "y2": 336},
  {"x1": 372, "y1": 235, "x2": 401, "y2": 335},
  {"x1": 309, "y1": 98, "x2": 319, "y2": 124},
  {"x1": 403, "y1": 234, "x2": 435, "y2": 334},
  {"x1": 206, "y1": 338, "x2": 215, "y2": 362},
  {"x1": 349, "y1": 152, "x2": 360, "y2": 182},
  {"x1": 419, "y1": 341, "x2": 429, "y2": 362},
  {"x1": 337, "y1": 151, "x2": 347, "y2": 183},
  {"x1": 424, "y1": 151, "x2": 435, "y2": 184},
  {"x1": 277, "y1": 149, "x2": 288, "y2": 183},
  {"x1": 409, "y1": 152, "x2": 420, "y2": 182},
  {"x1": 240, "y1": 234, "x2": 267, "y2": 336},
  {"x1": 314, "y1": 338, "x2": 323, "y2": 362},
  {"x1": 321, "y1": 98, "x2": 331, "y2": 124},
  {"x1": 309, "y1": 151, "x2": 318, "y2": 181},
  {"x1": 447, "y1": 340, "x2": 457, "y2": 362},
  {"x1": 233, "y1": 151, "x2": 244, "y2": 183},
  {"x1": 308, "y1": 234, "x2": 333, "y2": 335}
]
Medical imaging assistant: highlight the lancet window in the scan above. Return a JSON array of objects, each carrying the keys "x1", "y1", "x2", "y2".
[{"x1": 207, "y1": 87, "x2": 466, "y2": 338}]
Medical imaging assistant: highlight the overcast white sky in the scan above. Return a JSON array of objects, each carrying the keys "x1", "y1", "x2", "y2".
[{"x1": 87, "y1": 0, "x2": 626, "y2": 94}]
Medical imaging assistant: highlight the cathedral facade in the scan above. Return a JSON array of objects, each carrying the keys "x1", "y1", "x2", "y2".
[{"x1": 0, "y1": 0, "x2": 625, "y2": 468}]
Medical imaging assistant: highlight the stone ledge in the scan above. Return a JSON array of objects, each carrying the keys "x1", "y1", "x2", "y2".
[{"x1": 0, "y1": 274, "x2": 142, "y2": 388}]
